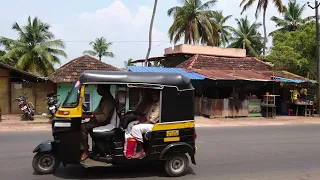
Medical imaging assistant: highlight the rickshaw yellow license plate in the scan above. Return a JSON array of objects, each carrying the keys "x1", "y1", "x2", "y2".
[{"x1": 166, "y1": 130, "x2": 179, "y2": 137}]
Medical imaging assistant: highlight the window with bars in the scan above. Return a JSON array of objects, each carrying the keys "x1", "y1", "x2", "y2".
[{"x1": 84, "y1": 92, "x2": 92, "y2": 111}]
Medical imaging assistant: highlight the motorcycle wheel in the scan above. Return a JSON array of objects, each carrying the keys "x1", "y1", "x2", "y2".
[{"x1": 21, "y1": 114, "x2": 26, "y2": 120}]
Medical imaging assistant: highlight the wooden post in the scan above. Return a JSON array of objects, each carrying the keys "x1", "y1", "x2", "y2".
[{"x1": 233, "y1": 84, "x2": 235, "y2": 118}]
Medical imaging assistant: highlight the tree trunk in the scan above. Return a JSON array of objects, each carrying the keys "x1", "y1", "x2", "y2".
[
  {"x1": 145, "y1": 0, "x2": 158, "y2": 67},
  {"x1": 99, "y1": 55, "x2": 102, "y2": 61},
  {"x1": 184, "y1": 27, "x2": 188, "y2": 44},
  {"x1": 263, "y1": 9, "x2": 267, "y2": 56}
]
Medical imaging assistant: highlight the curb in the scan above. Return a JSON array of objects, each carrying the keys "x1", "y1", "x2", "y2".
[
  {"x1": 195, "y1": 124, "x2": 214, "y2": 127},
  {"x1": 27, "y1": 122, "x2": 50, "y2": 125}
]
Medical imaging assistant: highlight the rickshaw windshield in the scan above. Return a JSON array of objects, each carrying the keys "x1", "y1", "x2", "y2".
[{"x1": 62, "y1": 81, "x2": 81, "y2": 108}]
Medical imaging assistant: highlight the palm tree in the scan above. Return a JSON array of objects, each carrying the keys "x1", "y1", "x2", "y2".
[
  {"x1": 240, "y1": 0, "x2": 285, "y2": 56},
  {"x1": 0, "y1": 16, "x2": 66, "y2": 76},
  {"x1": 83, "y1": 37, "x2": 114, "y2": 61},
  {"x1": 270, "y1": 0, "x2": 314, "y2": 34},
  {"x1": 228, "y1": 17, "x2": 264, "y2": 57},
  {"x1": 124, "y1": 58, "x2": 134, "y2": 67},
  {"x1": 145, "y1": 0, "x2": 158, "y2": 67},
  {"x1": 167, "y1": 0, "x2": 218, "y2": 45},
  {"x1": 210, "y1": 11, "x2": 232, "y2": 47},
  {"x1": 0, "y1": 49, "x2": 5, "y2": 57}
]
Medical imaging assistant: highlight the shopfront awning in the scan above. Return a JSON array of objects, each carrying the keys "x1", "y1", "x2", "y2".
[{"x1": 272, "y1": 76, "x2": 317, "y2": 83}]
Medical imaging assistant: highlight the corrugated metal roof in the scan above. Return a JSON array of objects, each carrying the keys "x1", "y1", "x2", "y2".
[
  {"x1": 126, "y1": 66, "x2": 205, "y2": 80},
  {"x1": 190, "y1": 69, "x2": 314, "y2": 82},
  {"x1": 191, "y1": 69, "x2": 273, "y2": 81},
  {"x1": 272, "y1": 76, "x2": 316, "y2": 83}
]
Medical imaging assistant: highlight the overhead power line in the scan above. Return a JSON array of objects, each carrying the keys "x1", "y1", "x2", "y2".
[{"x1": 62, "y1": 40, "x2": 171, "y2": 43}]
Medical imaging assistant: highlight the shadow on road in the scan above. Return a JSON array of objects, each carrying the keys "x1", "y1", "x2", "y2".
[{"x1": 33, "y1": 164, "x2": 195, "y2": 179}]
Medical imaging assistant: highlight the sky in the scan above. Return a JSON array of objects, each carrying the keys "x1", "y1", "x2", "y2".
[{"x1": 0, "y1": 0, "x2": 314, "y2": 69}]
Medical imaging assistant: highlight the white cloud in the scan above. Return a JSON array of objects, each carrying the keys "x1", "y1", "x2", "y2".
[
  {"x1": 53, "y1": 0, "x2": 167, "y2": 68},
  {"x1": 4, "y1": 0, "x2": 313, "y2": 69}
]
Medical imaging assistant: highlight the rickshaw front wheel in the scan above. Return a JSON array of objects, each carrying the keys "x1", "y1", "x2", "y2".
[
  {"x1": 164, "y1": 154, "x2": 189, "y2": 177},
  {"x1": 32, "y1": 152, "x2": 60, "y2": 175}
]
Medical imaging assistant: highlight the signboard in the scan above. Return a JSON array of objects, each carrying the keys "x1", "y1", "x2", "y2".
[{"x1": 248, "y1": 99, "x2": 261, "y2": 117}]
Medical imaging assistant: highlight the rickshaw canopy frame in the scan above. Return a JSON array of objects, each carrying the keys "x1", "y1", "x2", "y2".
[{"x1": 79, "y1": 70, "x2": 194, "y2": 91}]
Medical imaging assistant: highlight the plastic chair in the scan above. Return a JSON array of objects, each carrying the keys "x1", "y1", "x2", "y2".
[{"x1": 288, "y1": 109, "x2": 293, "y2": 116}]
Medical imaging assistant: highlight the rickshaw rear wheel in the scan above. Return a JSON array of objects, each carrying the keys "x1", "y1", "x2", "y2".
[
  {"x1": 32, "y1": 152, "x2": 60, "y2": 175},
  {"x1": 164, "y1": 154, "x2": 189, "y2": 177}
]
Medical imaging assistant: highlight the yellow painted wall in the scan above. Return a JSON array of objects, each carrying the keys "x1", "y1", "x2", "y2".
[
  {"x1": 0, "y1": 68, "x2": 9, "y2": 114},
  {"x1": 10, "y1": 82, "x2": 56, "y2": 114},
  {"x1": 11, "y1": 82, "x2": 36, "y2": 114},
  {"x1": 35, "y1": 82, "x2": 56, "y2": 114}
]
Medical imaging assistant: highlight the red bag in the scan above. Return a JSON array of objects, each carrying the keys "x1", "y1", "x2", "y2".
[{"x1": 124, "y1": 137, "x2": 137, "y2": 158}]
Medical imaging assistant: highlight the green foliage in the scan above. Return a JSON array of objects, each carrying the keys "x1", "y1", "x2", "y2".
[
  {"x1": 0, "y1": 50, "x2": 5, "y2": 57},
  {"x1": 270, "y1": 0, "x2": 314, "y2": 35},
  {"x1": 228, "y1": 17, "x2": 264, "y2": 57},
  {"x1": 266, "y1": 21, "x2": 316, "y2": 79},
  {"x1": 124, "y1": 58, "x2": 134, "y2": 67},
  {"x1": 210, "y1": 11, "x2": 232, "y2": 47},
  {"x1": 0, "y1": 16, "x2": 67, "y2": 76},
  {"x1": 83, "y1": 37, "x2": 114, "y2": 61},
  {"x1": 167, "y1": 0, "x2": 218, "y2": 45},
  {"x1": 240, "y1": 0, "x2": 285, "y2": 56}
]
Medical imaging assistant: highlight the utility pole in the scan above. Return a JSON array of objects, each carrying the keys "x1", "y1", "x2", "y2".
[{"x1": 308, "y1": 1, "x2": 320, "y2": 114}]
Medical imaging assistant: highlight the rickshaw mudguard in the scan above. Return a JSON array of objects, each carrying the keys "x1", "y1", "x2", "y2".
[
  {"x1": 159, "y1": 142, "x2": 196, "y2": 164},
  {"x1": 33, "y1": 140, "x2": 54, "y2": 153}
]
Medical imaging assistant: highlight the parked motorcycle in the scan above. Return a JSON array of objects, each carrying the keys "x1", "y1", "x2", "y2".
[
  {"x1": 45, "y1": 92, "x2": 59, "y2": 118},
  {"x1": 14, "y1": 93, "x2": 35, "y2": 121}
]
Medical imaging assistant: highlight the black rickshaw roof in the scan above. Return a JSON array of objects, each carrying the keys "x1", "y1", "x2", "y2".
[{"x1": 79, "y1": 70, "x2": 194, "y2": 90}]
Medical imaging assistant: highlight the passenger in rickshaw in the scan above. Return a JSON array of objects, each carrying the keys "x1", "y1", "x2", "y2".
[
  {"x1": 80, "y1": 84, "x2": 116, "y2": 161},
  {"x1": 129, "y1": 89, "x2": 160, "y2": 159}
]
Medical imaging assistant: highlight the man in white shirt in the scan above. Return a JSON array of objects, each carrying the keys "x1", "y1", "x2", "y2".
[{"x1": 130, "y1": 89, "x2": 160, "y2": 159}]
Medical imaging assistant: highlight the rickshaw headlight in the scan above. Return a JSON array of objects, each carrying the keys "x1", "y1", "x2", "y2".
[{"x1": 57, "y1": 110, "x2": 70, "y2": 115}]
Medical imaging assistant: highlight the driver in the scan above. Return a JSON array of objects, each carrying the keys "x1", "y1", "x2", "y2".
[{"x1": 80, "y1": 84, "x2": 116, "y2": 161}]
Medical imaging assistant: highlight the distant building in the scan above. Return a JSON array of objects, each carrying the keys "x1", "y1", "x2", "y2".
[
  {"x1": 0, "y1": 62, "x2": 54, "y2": 115},
  {"x1": 48, "y1": 55, "x2": 120, "y2": 111}
]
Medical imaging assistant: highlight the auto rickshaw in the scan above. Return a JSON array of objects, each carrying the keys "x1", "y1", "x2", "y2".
[{"x1": 32, "y1": 70, "x2": 197, "y2": 177}]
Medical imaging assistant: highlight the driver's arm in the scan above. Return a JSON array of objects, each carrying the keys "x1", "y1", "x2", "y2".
[{"x1": 93, "y1": 99, "x2": 112, "y2": 123}]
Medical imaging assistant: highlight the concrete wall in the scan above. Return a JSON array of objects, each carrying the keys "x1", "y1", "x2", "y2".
[
  {"x1": 165, "y1": 44, "x2": 246, "y2": 58},
  {"x1": 0, "y1": 68, "x2": 9, "y2": 114}
]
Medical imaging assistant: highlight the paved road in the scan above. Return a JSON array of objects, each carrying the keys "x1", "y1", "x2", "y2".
[{"x1": 1, "y1": 125, "x2": 320, "y2": 180}]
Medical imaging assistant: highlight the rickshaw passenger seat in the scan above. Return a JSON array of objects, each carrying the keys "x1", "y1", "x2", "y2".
[{"x1": 91, "y1": 108, "x2": 120, "y2": 138}]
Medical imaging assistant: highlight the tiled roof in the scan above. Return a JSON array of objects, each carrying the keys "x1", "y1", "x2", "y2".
[
  {"x1": 0, "y1": 62, "x2": 39, "y2": 78},
  {"x1": 48, "y1": 55, "x2": 120, "y2": 83},
  {"x1": 190, "y1": 69, "x2": 310, "y2": 81},
  {"x1": 177, "y1": 54, "x2": 273, "y2": 71},
  {"x1": 178, "y1": 54, "x2": 312, "y2": 82},
  {"x1": 126, "y1": 66, "x2": 205, "y2": 80}
]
